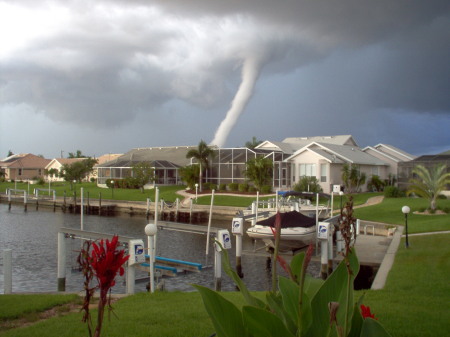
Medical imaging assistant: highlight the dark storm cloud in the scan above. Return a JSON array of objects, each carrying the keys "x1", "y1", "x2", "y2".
[{"x1": 0, "y1": 0, "x2": 449, "y2": 153}]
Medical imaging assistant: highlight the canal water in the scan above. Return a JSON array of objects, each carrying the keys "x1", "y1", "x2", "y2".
[{"x1": 0, "y1": 203, "x2": 320, "y2": 294}]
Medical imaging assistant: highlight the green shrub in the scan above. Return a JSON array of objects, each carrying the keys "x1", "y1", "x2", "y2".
[
  {"x1": 35, "y1": 177, "x2": 45, "y2": 185},
  {"x1": 218, "y1": 183, "x2": 227, "y2": 191},
  {"x1": 228, "y1": 183, "x2": 239, "y2": 191},
  {"x1": 248, "y1": 186, "x2": 257, "y2": 193},
  {"x1": 261, "y1": 185, "x2": 272, "y2": 194},
  {"x1": 238, "y1": 183, "x2": 249, "y2": 192},
  {"x1": 384, "y1": 186, "x2": 400, "y2": 198},
  {"x1": 437, "y1": 194, "x2": 448, "y2": 200}
]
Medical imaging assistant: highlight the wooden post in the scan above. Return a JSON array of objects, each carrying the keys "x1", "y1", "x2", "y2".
[
  {"x1": 214, "y1": 246, "x2": 222, "y2": 291},
  {"x1": 236, "y1": 234, "x2": 243, "y2": 278},
  {"x1": 189, "y1": 198, "x2": 193, "y2": 223},
  {"x1": 63, "y1": 191, "x2": 66, "y2": 212},
  {"x1": 320, "y1": 240, "x2": 328, "y2": 280},
  {"x1": 3, "y1": 249, "x2": 12, "y2": 294},
  {"x1": 126, "y1": 261, "x2": 135, "y2": 295},
  {"x1": 205, "y1": 190, "x2": 215, "y2": 265},
  {"x1": 8, "y1": 189, "x2": 11, "y2": 210},
  {"x1": 99, "y1": 192, "x2": 102, "y2": 215},
  {"x1": 57, "y1": 232, "x2": 66, "y2": 291},
  {"x1": 24, "y1": 191, "x2": 28, "y2": 212},
  {"x1": 80, "y1": 188, "x2": 84, "y2": 231},
  {"x1": 327, "y1": 229, "x2": 333, "y2": 276}
]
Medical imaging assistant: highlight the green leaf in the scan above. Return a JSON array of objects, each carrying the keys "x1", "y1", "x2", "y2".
[
  {"x1": 303, "y1": 274, "x2": 323, "y2": 299},
  {"x1": 265, "y1": 292, "x2": 297, "y2": 335},
  {"x1": 360, "y1": 318, "x2": 393, "y2": 337},
  {"x1": 298, "y1": 291, "x2": 313, "y2": 336},
  {"x1": 347, "y1": 296, "x2": 364, "y2": 337},
  {"x1": 290, "y1": 251, "x2": 306, "y2": 283},
  {"x1": 242, "y1": 306, "x2": 296, "y2": 337},
  {"x1": 192, "y1": 285, "x2": 246, "y2": 337},
  {"x1": 218, "y1": 241, "x2": 266, "y2": 308},
  {"x1": 306, "y1": 249, "x2": 360, "y2": 337},
  {"x1": 278, "y1": 276, "x2": 300, "y2": 323}
]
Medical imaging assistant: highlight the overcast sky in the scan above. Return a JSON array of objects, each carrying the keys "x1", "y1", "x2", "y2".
[{"x1": 1, "y1": 0, "x2": 449, "y2": 159}]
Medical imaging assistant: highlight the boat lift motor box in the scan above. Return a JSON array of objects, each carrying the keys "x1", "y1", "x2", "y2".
[
  {"x1": 317, "y1": 222, "x2": 330, "y2": 240},
  {"x1": 128, "y1": 239, "x2": 145, "y2": 265},
  {"x1": 333, "y1": 185, "x2": 342, "y2": 193},
  {"x1": 231, "y1": 217, "x2": 244, "y2": 235},
  {"x1": 217, "y1": 229, "x2": 232, "y2": 250}
]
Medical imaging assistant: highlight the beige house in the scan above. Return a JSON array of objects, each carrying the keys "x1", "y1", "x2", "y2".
[
  {"x1": 45, "y1": 158, "x2": 87, "y2": 181},
  {"x1": 0, "y1": 154, "x2": 51, "y2": 181},
  {"x1": 362, "y1": 144, "x2": 417, "y2": 178},
  {"x1": 91, "y1": 154, "x2": 122, "y2": 181}
]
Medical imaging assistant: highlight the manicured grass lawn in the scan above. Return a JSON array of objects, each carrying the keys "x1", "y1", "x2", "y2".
[
  {"x1": 361, "y1": 233, "x2": 450, "y2": 337},
  {"x1": 0, "y1": 292, "x2": 256, "y2": 337},
  {"x1": 0, "y1": 182, "x2": 183, "y2": 203},
  {"x1": 354, "y1": 197, "x2": 450, "y2": 233},
  {"x1": 0, "y1": 294, "x2": 78, "y2": 321}
]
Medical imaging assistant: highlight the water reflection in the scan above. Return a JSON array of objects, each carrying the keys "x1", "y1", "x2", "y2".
[{"x1": 0, "y1": 204, "x2": 288, "y2": 293}]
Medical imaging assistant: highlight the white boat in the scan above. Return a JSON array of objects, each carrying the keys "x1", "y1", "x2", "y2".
[{"x1": 246, "y1": 211, "x2": 317, "y2": 252}]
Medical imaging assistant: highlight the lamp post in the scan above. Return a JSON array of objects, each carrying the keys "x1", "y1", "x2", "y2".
[
  {"x1": 402, "y1": 206, "x2": 410, "y2": 248},
  {"x1": 111, "y1": 180, "x2": 114, "y2": 199},
  {"x1": 195, "y1": 183, "x2": 199, "y2": 202}
]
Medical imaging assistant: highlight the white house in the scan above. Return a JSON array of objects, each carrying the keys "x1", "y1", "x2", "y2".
[
  {"x1": 45, "y1": 158, "x2": 87, "y2": 181},
  {"x1": 285, "y1": 142, "x2": 390, "y2": 194}
]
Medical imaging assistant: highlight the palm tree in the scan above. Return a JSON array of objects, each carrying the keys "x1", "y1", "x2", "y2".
[
  {"x1": 244, "y1": 156, "x2": 273, "y2": 191},
  {"x1": 245, "y1": 136, "x2": 262, "y2": 150},
  {"x1": 186, "y1": 140, "x2": 215, "y2": 192},
  {"x1": 341, "y1": 163, "x2": 366, "y2": 193},
  {"x1": 407, "y1": 164, "x2": 450, "y2": 211}
]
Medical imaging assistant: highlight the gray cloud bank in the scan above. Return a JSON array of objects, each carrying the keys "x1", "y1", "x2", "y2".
[{"x1": 0, "y1": 0, "x2": 449, "y2": 153}]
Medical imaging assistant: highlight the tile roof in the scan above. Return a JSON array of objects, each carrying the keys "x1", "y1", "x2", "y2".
[{"x1": 0, "y1": 154, "x2": 51, "y2": 168}]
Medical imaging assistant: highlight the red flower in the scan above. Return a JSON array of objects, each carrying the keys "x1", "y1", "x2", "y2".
[
  {"x1": 90, "y1": 235, "x2": 129, "y2": 296},
  {"x1": 360, "y1": 304, "x2": 377, "y2": 320}
]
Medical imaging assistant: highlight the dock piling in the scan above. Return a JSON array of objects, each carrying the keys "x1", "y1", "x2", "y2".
[
  {"x1": 3, "y1": 249, "x2": 12, "y2": 294},
  {"x1": 57, "y1": 232, "x2": 66, "y2": 291}
]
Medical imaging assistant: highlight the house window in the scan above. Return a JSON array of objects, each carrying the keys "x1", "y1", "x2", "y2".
[
  {"x1": 299, "y1": 164, "x2": 316, "y2": 177},
  {"x1": 18, "y1": 169, "x2": 22, "y2": 176},
  {"x1": 38, "y1": 169, "x2": 42, "y2": 175},
  {"x1": 371, "y1": 166, "x2": 379, "y2": 176},
  {"x1": 320, "y1": 164, "x2": 327, "y2": 182}
]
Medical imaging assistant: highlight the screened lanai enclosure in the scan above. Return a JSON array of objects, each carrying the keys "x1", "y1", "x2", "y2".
[
  {"x1": 96, "y1": 146, "x2": 292, "y2": 189},
  {"x1": 206, "y1": 148, "x2": 291, "y2": 189},
  {"x1": 96, "y1": 146, "x2": 196, "y2": 186}
]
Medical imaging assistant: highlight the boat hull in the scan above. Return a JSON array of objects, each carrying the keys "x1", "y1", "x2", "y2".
[{"x1": 246, "y1": 225, "x2": 316, "y2": 251}]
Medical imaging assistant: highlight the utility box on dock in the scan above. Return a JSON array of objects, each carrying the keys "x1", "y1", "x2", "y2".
[
  {"x1": 231, "y1": 217, "x2": 244, "y2": 235},
  {"x1": 129, "y1": 239, "x2": 145, "y2": 265},
  {"x1": 216, "y1": 230, "x2": 232, "y2": 250},
  {"x1": 317, "y1": 222, "x2": 330, "y2": 240}
]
